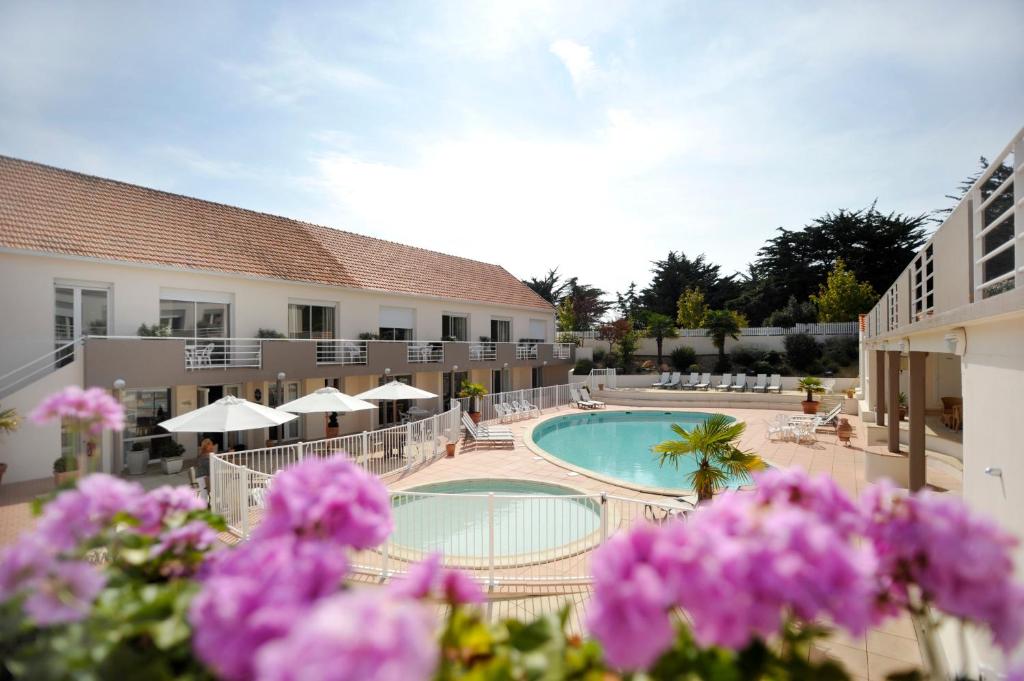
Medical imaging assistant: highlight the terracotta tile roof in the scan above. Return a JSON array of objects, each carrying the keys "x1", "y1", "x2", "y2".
[{"x1": 0, "y1": 155, "x2": 553, "y2": 311}]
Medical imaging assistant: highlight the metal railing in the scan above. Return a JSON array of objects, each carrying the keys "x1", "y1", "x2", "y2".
[
  {"x1": 565, "y1": 323, "x2": 858, "y2": 339},
  {"x1": 0, "y1": 340, "x2": 79, "y2": 401},
  {"x1": 469, "y1": 342, "x2": 497, "y2": 361},
  {"x1": 407, "y1": 342, "x2": 444, "y2": 363},
  {"x1": 515, "y1": 343, "x2": 538, "y2": 360},
  {"x1": 454, "y1": 382, "x2": 585, "y2": 423},
  {"x1": 350, "y1": 491, "x2": 690, "y2": 586},
  {"x1": 315, "y1": 340, "x2": 368, "y2": 365},
  {"x1": 587, "y1": 369, "x2": 618, "y2": 390},
  {"x1": 184, "y1": 338, "x2": 262, "y2": 370},
  {"x1": 552, "y1": 343, "x2": 572, "y2": 359}
]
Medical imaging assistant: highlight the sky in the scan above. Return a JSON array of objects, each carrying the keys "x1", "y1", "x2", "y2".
[{"x1": 1, "y1": 0, "x2": 1022, "y2": 298}]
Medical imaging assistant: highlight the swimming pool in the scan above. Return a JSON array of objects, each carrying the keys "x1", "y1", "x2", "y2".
[
  {"x1": 529, "y1": 411, "x2": 749, "y2": 493},
  {"x1": 389, "y1": 479, "x2": 601, "y2": 563}
]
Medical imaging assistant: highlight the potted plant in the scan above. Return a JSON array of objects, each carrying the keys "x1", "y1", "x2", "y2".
[
  {"x1": 445, "y1": 442, "x2": 456, "y2": 457},
  {"x1": 897, "y1": 392, "x2": 908, "y2": 421},
  {"x1": 126, "y1": 441, "x2": 150, "y2": 476},
  {"x1": 798, "y1": 377, "x2": 825, "y2": 414},
  {"x1": 53, "y1": 456, "x2": 78, "y2": 487},
  {"x1": 155, "y1": 438, "x2": 186, "y2": 475},
  {"x1": 0, "y1": 405, "x2": 17, "y2": 485},
  {"x1": 326, "y1": 412, "x2": 340, "y2": 438},
  {"x1": 458, "y1": 381, "x2": 488, "y2": 424}
]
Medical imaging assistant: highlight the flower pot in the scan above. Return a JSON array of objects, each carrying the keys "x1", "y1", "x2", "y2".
[
  {"x1": 836, "y1": 418, "x2": 853, "y2": 446},
  {"x1": 801, "y1": 400, "x2": 820, "y2": 415},
  {"x1": 597, "y1": 383, "x2": 605, "y2": 391},
  {"x1": 126, "y1": 448, "x2": 149, "y2": 476},
  {"x1": 53, "y1": 471, "x2": 77, "y2": 488},
  {"x1": 898, "y1": 407, "x2": 907, "y2": 421},
  {"x1": 161, "y1": 456, "x2": 184, "y2": 475},
  {"x1": 445, "y1": 442, "x2": 456, "y2": 458},
  {"x1": 469, "y1": 412, "x2": 481, "y2": 424}
]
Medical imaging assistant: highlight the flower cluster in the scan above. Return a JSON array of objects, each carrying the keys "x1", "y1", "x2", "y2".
[
  {"x1": 0, "y1": 475, "x2": 211, "y2": 625},
  {"x1": 189, "y1": 456, "x2": 460, "y2": 681},
  {"x1": 29, "y1": 385, "x2": 125, "y2": 435},
  {"x1": 588, "y1": 469, "x2": 1024, "y2": 671},
  {"x1": 588, "y1": 470, "x2": 878, "y2": 669},
  {"x1": 863, "y1": 482, "x2": 1024, "y2": 651}
]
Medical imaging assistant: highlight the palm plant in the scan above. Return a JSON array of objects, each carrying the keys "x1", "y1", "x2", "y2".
[
  {"x1": 652, "y1": 414, "x2": 765, "y2": 502},
  {"x1": 797, "y1": 376, "x2": 824, "y2": 403},
  {"x1": 0, "y1": 406, "x2": 17, "y2": 435},
  {"x1": 704, "y1": 310, "x2": 740, "y2": 371},
  {"x1": 643, "y1": 312, "x2": 678, "y2": 368}
]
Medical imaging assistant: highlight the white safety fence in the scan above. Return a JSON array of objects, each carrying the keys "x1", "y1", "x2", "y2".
[
  {"x1": 350, "y1": 491, "x2": 690, "y2": 585},
  {"x1": 454, "y1": 382, "x2": 586, "y2": 423},
  {"x1": 587, "y1": 369, "x2": 617, "y2": 391}
]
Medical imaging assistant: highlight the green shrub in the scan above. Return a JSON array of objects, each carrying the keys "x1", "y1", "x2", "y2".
[
  {"x1": 714, "y1": 356, "x2": 731, "y2": 373},
  {"x1": 765, "y1": 296, "x2": 817, "y2": 328},
  {"x1": 592, "y1": 348, "x2": 606, "y2": 364},
  {"x1": 822, "y1": 337, "x2": 859, "y2": 367},
  {"x1": 573, "y1": 359, "x2": 595, "y2": 376},
  {"x1": 256, "y1": 328, "x2": 286, "y2": 339},
  {"x1": 754, "y1": 360, "x2": 773, "y2": 375},
  {"x1": 730, "y1": 345, "x2": 766, "y2": 371},
  {"x1": 137, "y1": 323, "x2": 171, "y2": 337},
  {"x1": 669, "y1": 346, "x2": 697, "y2": 372},
  {"x1": 53, "y1": 456, "x2": 78, "y2": 473},
  {"x1": 153, "y1": 438, "x2": 185, "y2": 459},
  {"x1": 783, "y1": 333, "x2": 821, "y2": 371}
]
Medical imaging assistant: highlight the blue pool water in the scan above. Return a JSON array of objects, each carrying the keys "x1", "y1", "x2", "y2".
[
  {"x1": 530, "y1": 411, "x2": 748, "y2": 492},
  {"x1": 390, "y1": 479, "x2": 600, "y2": 559}
]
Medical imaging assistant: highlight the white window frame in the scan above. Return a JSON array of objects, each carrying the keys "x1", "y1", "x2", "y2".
[
  {"x1": 490, "y1": 317, "x2": 513, "y2": 343},
  {"x1": 441, "y1": 312, "x2": 470, "y2": 342}
]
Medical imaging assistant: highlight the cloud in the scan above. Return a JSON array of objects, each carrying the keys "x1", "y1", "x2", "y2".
[{"x1": 549, "y1": 39, "x2": 595, "y2": 89}]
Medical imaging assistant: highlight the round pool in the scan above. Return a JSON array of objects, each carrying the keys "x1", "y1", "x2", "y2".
[
  {"x1": 529, "y1": 411, "x2": 750, "y2": 493},
  {"x1": 389, "y1": 479, "x2": 601, "y2": 564}
]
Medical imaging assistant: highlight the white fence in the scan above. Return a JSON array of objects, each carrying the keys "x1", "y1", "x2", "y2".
[
  {"x1": 350, "y1": 491, "x2": 690, "y2": 586},
  {"x1": 587, "y1": 368, "x2": 617, "y2": 391},
  {"x1": 454, "y1": 382, "x2": 585, "y2": 422},
  {"x1": 565, "y1": 322, "x2": 858, "y2": 339}
]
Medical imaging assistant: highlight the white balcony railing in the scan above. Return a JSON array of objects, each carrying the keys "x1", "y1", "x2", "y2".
[
  {"x1": 407, "y1": 342, "x2": 443, "y2": 363},
  {"x1": 552, "y1": 343, "x2": 572, "y2": 359},
  {"x1": 185, "y1": 338, "x2": 262, "y2": 370},
  {"x1": 468, "y1": 342, "x2": 497, "y2": 361},
  {"x1": 315, "y1": 340, "x2": 368, "y2": 365},
  {"x1": 516, "y1": 343, "x2": 538, "y2": 360}
]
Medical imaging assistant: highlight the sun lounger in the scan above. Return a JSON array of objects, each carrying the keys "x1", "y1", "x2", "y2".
[
  {"x1": 461, "y1": 413, "x2": 514, "y2": 445},
  {"x1": 766, "y1": 374, "x2": 783, "y2": 393},
  {"x1": 580, "y1": 386, "x2": 606, "y2": 408},
  {"x1": 750, "y1": 374, "x2": 768, "y2": 392},
  {"x1": 716, "y1": 373, "x2": 732, "y2": 391},
  {"x1": 651, "y1": 371, "x2": 670, "y2": 388},
  {"x1": 662, "y1": 372, "x2": 682, "y2": 389},
  {"x1": 730, "y1": 374, "x2": 747, "y2": 391},
  {"x1": 570, "y1": 387, "x2": 600, "y2": 409},
  {"x1": 682, "y1": 372, "x2": 700, "y2": 390},
  {"x1": 693, "y1": 372, "x2": 711, "y2": 390}
]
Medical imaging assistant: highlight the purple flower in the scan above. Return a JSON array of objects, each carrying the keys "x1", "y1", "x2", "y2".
[
  {"x1": 190, "y1": 535, "x2": 349, "y2": 681},
  {"x1": 586, "y1": 524, "x2": 676, "y2": 669},
  {"x1": 254, "y1": 457, "x2": 392, "y2": 549},
  {"x1": 863, "y1": 484, "x2": 1024, "y2": 652},
  {"x1": 390, "y1": 554, "x2": 484, "y2": 605},
  {"x1": 255, "y1": 589, "x2": 439, "y2": 681},
  {"x1": 35, "y1": 474, "x2": 146, "y2": 551},
  {"x1": 0, "y1": 536, "x2": 53, "y2": 600},
  {"x1": 30, "y1": 385, "x2": 125, "y2": 435},
  {"x1": 751, "y1": 468, "x2": 864, "y2": 537},
  {"x1": 22, "y1": 560, "x2": 105, "y2": 625},
  {"x1": 135, "y1": 485, "x2": 207, "y2": 534}
]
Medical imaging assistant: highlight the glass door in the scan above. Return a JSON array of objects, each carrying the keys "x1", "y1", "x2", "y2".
[{"x1": 54, "y1": 285, "x2": 109, "y2": 366}]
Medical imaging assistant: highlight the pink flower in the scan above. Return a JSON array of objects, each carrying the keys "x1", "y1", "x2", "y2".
[
  {"x1": 22, "y1": 560, "x2": 105, "y2": 625},
  {"x1": 751, "y1": 468, "x2": 864, "y2": 537},
  {"x1": 135, "y1": 485, "x2": 207, "y2": 534},
  {"x1": 254, "y1": 457, "x2": 392, "y2": 549},
  {"x1": 151, "y1": 521, "x2": 218, "y2": 558},
  {"x1": 190, "y1": 536, "x2": 349, "y2": 681},
  {"x1": 390, "y1": 554, "x2": 484, "y2": 605},
  {"x1": 0, "y1": 536, "x2": 52, "y2": 600},
  {"x1": 35, "y1": 474, "x2": 146, "y2": 551},
  {"x1": 30, "y1": 385, "x2": 124, "y2": 435},
  {"x1": 255, "y1": 589, "x2": 439, "y2": 681}
]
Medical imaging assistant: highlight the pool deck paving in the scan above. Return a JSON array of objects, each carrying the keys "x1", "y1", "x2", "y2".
[{"x1": 0, "y1": 398, "x2": 960, "y2": 679}]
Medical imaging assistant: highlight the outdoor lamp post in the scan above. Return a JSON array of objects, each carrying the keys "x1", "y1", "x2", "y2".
[
  {"x1": 450, "y1": 365, "x2": 459, "y2": 408},
  {"x1": 275, "y1": 371, "x2": 286, "y2": 445},
  {"x1": 113, "y1": 378, "x2": 126, "y2": 475}
]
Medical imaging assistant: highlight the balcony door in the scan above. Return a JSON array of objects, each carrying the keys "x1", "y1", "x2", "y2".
[
  {"x1": 55, "y1": 284, "x2": 109, "y2": 366},
  {"x1": 442, "y1": 313, "x2": 468, "y2": 342},
  {"x1": 490, "y1": 318, "x2": 511, "y2": 343}
]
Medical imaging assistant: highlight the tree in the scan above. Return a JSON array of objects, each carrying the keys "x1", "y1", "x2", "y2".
[
  {"x1": 522, "y1": 268, "x2": 567, "y2": 305},
  {"x1": 598, "y1": 318, "x2": 640, "y2": 372},
  {"x1": 933, "y1": 156, "x2": 1015, "y2": 221},
  {"x1": 676, "y1": 288, "x2": 709, "y2": 328},
  {"x1": 811, "y1": 258, "x2": 877, "y2": 322},
  {"x1": 764, "y1": 295, "x2": 817, "y2": 328},
  {"x1": 739, "y1": 204, "x2": 928, "y2": 324},
  {"x1": 652, "y1": 414, "x2": 765, "y2": 502},
  {"x1": 640, "y1": 251, "x2": 737, "y2": 318},
  {"x1": 562, "y1": 278, "x2": 612, "y2": 330},
  {"x1": 704, "y1": 309, "x2": 740, "y2": 371},
  {"x1": 642, "y1": 312, "x2": 678, "y2": 367},
  {"x1": 615, "y1": 283, "x2": 641, "y2": 325},
  {"x1": 556, "y1": 298, "x2": 577, "y2": 332}
]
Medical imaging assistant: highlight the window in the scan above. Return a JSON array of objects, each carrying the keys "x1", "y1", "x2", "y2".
[
  {"x1": 528, "y1": 319, "x2": 548, "y2": 342},
  {"x1": 531, "y1": 366, "x2": 542, "y2": 388},
  {"x1": 379, "y1": 307, "x2": 415, "y2": 341},
  {"x1": 443, "y1": 371, "x2": 468, "y2": 406},
  {"x1": 55, "y1": 284, "x2": 109, "y2": 365},
  {"x1": 160, "y1": 300, "x2": 229, "y2": 338},
  {"x1": 887, "y1": 285, "x2": 899, "y2": 331},
  {"x1": 122, "y1": 388, "x2": 173, "y2": 461},
  {"x1": 269, "y1": 382, "x2": 301, "y2": 441},
  {"x1": 442, "y1": 314, "x2": 468, "y2": 341},
  {"x1": 490, "y1": 318, "x2": 512, "y2": 343},
  {"x1": 975, "y1": 157, "x2": 1016, "y2": 299},
  {"x1": 492, "y1": 368, "x2": 509, "y2": 393},
  {"x1": 911, "y1": 246, "x2": 934, "y2": 319},
  {"x1": 289, "y1": 303, "x2": 336, "y2": 339}
]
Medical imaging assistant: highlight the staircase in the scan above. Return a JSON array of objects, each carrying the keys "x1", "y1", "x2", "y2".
[{"x1": 0, "y1": 340, "x2": 79, "y2": 401}]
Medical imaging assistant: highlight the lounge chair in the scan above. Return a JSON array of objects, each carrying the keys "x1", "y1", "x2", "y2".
[
  {"x1": 730, "y1": 374, "x2": 747, "y2": 392},
  {"x1": 682, "y1": 372, "x2": 700, "y2": 390},
  {"x1": 461, "y1": 413, "x2": 514, "y2": 445},
  {"x1": 651, "y1": 371, "x2": 670, "y2": 388},
  {"x1": 570, "y1": 387, "x2": 599, "y2": 409},
  {"x1": 662, "y1": 372, "x2": 682, "y2": 390},
  {"x1": 750, "y1": 374, "x2": 768, "y2": 392},
  {"x1": 580, "y1": 386, "x2": 606, "y2": 408},
  {"x1": 766, "y1": 374, "x2": 783, "y2": 393},
  {"x1": 821, "y1": 379, "x2": 836, "y2": 395},
  {"x1": 716, "y1": 373, "x2": 732, "y2": 391},
  {"x1": 813, "y1": 403, "x2": 843, "y2": 431},
  {"x1": 694, "y1": 372, "x2": 711, "y2": 390}
]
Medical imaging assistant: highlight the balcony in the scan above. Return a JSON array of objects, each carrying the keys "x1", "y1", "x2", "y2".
[
  {"x1": 516, "y1": 343, "x2": 538, "y2": 360},
  {"x1": 315, "y1": 340, "x2": 368, "y2": 366},
  {"x1": 469, "y1": 342, "x2": 497, "y2": 361},
  {"x1": 407, "y1": 342, "x2": 443, "y2": 364}
]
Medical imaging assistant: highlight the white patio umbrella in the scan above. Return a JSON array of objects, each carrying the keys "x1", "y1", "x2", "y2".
[
  {"x1": 158, "y1": 395, "x2": 297, "y2": 449},
  {"x1": 276, "y1": 387, "x2": 377, "y2": 414},
  {"x1": 355, "y1": 380, "x2": 437, "y2": 426}
]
